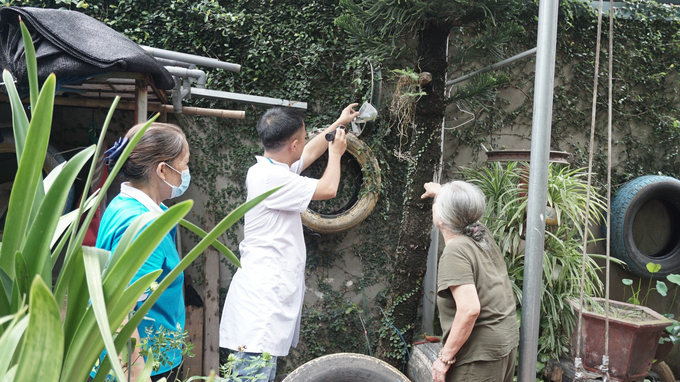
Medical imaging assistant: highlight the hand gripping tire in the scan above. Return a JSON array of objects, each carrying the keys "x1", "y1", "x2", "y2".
[
  {"x1": 282, "y1": 353, "x2": 409, "y2": 382},
  {"x1": 608, "y1": 175, "x2": 680, "y2": 278},
  {"x1": 302, "y1": 133, "x2": 381, "y2": 234}
]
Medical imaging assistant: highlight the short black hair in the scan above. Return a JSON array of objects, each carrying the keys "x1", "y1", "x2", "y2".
[{"x1": 256, "y1": 108, "x2": 306, "y2": 151}]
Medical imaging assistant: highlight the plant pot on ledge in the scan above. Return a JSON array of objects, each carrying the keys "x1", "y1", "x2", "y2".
[{"x1": 569, "y1": 298, "x2": 672, "y2": 381}]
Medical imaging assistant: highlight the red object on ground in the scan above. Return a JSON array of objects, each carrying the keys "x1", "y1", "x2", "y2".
[{"x1": 82, "y1": 159, "x2": 108, "y2": 247}]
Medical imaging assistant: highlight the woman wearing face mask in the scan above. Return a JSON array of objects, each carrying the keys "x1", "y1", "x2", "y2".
[{"x1": 94, "y1": 122, "x2": 191, "y2": 382}]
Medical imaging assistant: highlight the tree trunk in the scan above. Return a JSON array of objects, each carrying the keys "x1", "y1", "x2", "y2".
[{"x1": 378, "y1": 20, "x2": 451, "y2": 366}]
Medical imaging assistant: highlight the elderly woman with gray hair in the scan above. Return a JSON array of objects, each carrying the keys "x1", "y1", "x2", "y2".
[{"x1": 422, "y1": 181, "x2": 519, "y2": 382}]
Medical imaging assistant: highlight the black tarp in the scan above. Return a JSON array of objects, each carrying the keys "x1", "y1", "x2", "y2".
[{"x1": 0, "y1": 6, "x2": 174, "y2": 91}]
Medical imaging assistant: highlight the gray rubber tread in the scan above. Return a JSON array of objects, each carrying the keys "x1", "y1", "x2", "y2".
[
  {"x1": 302, "y1": 133, "x2": 381, "y2": 234},
  {"x1": 609, "y1": 175, "x2": 680, "y2": 278},
  {"x1": 282, "y1": 353, "x2": 409, "y2": 382}
]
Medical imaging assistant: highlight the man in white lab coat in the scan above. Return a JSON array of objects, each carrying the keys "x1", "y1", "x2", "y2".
[{"x1": 219, "y1": 104, "x2": 359, "y2": 381}]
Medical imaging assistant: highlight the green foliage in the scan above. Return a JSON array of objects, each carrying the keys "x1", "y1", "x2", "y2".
[
  {"x1": 462, "y1": 162, "x2": 605, "y2": 361},
  {"x1": 140, "y1": 325, "x2": 195, "y2": 373},
  {"x1": 0, "y1": 19, "x2": 274, "y2": 382}
]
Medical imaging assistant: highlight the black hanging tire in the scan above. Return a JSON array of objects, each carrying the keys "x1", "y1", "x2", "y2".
[
  {"x1": 302, "y1": 133, "x2": 381, "y2": 234},
  {"x1": 609, "y1": 175, "x2": 680, "y2": 278},
  {"x1": 282, "y1": 353, "x2": 409, "y2": 382}
]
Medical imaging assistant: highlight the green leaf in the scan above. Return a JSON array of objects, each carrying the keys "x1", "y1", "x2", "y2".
[
  {"x1": 102, "y1": 211, "x2": 162, "y2": 280},
  {"x1": 61, "y1": 201, "x2": 191, "y2": 382},
  {"x1": 19, "y1": 20, "x2": 38, "y2": 114},
  {"x1": 657, "y1": 281, "x2": 668, "y2": 297},
  {"x1": 51, "y1": 190, "x2": 99, "y2": 254},
  {"x1": 647, "y1": 263, "x2": 662, "y2": 274},
  {"x1": 13, "y1": 253, "x2": 28, "y2": 299},
  {"x1": 22, "y1": 145, "x2": 96, "y2": 286},
  {"x1": 179, "y1": 219, "x2": 241, "y2": 268},
  {"x1": 1, "y1": 365, "x2": 17, "y2": 382},
  {"x1": 667, "y1": 274, "x2": 680, "y2": 286},
  {"x1": 14, "y1": 277, "x2": 64, "y2": 382},
  {"x1": 0, "y1": 74, "x2": 56, "y2": 279},
  {"x1": 82, "y1": 246, "x2": 127, "y2": 382},
  {"x1": 136, "y1": 352, "x2": 155, "y2": 382},
  {"x1": 2, "y1": 70, "x2": 29, "y2": 165},
  {"x1": 116, "y1": 187, "x2": 280, "y2": 360},
  {"x1": 0, "y1": 310, "x2": 27, "y2": 380},
  {"x1": 43, "y1": 162, "x2": 65, "y2": 192},
  {"x1": 90, "y1": 271, "x2": 162, "y2": 382},
  {"x1": 622, "y1": 278, "x2": 634, "y2": 286},
  {"x1": 0, "y1": 267, "x2": 11, "y2": 317},
  {"x1": 54, "y1": 108, "x2": 156, "y2": 307}
]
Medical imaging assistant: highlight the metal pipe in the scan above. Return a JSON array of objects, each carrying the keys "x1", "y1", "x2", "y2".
[
  {"x1": 190, "y1": 87, "x2": 308, "y2": 110},
  {"x1": 164, "y1": 66, "x2": 207, "y2": 88},
  {"x1": 153, "y1": 57, "x2": 194, "y2": 68},
  {"x1": 141, "y1": 46, "x2": 241, "y2": 73},
  {"x1": 516, "y1": 0, "x2": 559, "y2": 379},
  {"x1": 446, "y1": 48, "x2": 537, "y2": 87}
]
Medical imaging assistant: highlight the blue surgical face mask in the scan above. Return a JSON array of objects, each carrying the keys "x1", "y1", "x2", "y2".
[{"x1": 159, "y1": 162, "x2": 191, "y2": 198}]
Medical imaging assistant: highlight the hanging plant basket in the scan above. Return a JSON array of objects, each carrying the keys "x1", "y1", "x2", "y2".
[{"x1": 569, "y1": 298, "x2": 671, "y2": 381}]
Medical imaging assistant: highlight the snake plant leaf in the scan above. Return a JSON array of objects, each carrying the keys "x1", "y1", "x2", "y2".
[
  {"x1": 51, "y1": 191, "x2": 99, "y2": 249},
  {"x1": 19, "y1": 20, "x2": 38, "y2": 114},
  {"x1": 62, "y1": 247, "x2": 88, "y2": 353},
  {"x1": 14, "y1": 277, "x2": 63, "y2": 382},
  {"x1": 101, "y1": 201, "x2": 192, "y2": 307},
  {"x1": 647, "y1": 262, "x2": 662, "y2": 274},
  {"x1": 103, "y1": 211, "x2": 162, "y2": 280},
  {"x1": 116, "y1": 187, "x2": 281, "y2": 356},
  {"x1": 0, "y1": 266, "x2": 10, "y2": 317},
  {"x1": 667, "y1": 274, "x2": 680, "y2": 286},
  {"x1": 61, "y1": 201, "x2": 191, "y2": 382},
  {"x1": 0, "y1": 74, "x2": 55, "y2": 279},
  {"x1": 136, "y1": 352, "x2": 156, "y2": 382},
  {"x1": 0, "y1": 365, "x2": 17, "y2": 382},
  {"x1": 0, "y1": 313, "x2": 28, "y2": 380},
  {"x1": 2, "y1": 70, "x2": 28, "y2": 165},
  {"x1": 179, "y1": 218, "x2": 241, "y2": 268},
  {"x1": 51, "y1": 190, "x2": 100, "y2": 260},
  {"x1": 82, "y1": 246, "x2": 128, "y2": 382},
  {"x1": 43, "y1": 162, "x2": 66, "y2": 192},
  {"x1": 13, "y1": 253, "x2": 28, "y2": 299},
  {"x1": 54, "y1": 110, "x2": 156, "y2": 307},
  {"x1": 657, "y1": 281, "x2": 668, "y2": 297},
  {"x1": 23, "y1": 145, "x2": 96, "y2": 286},
  {"x1": 65, "y1": 97, "x2": 120, "y2": 258},
  {"x1": 90, "y1": 270, "x2": 162, "y2": 382}
]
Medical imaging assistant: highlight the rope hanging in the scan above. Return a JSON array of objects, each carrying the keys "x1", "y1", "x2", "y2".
[{"x1": 573, "y1": 0, "x2": 615, "y2": 379}]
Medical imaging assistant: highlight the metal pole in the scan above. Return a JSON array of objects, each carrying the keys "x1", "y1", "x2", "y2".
[
  {"x1": 516, "y1": 0, "x2": 559, "y2": 379},
  {"x1": 141, "y1": 46, "x2": 242, "y2": 73},
  {"x1": 445, "y1": 47, "x2": 537, "y2": 87}
]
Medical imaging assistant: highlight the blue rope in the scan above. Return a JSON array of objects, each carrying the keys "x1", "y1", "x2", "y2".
[{"x1": 379, "y1": 307, "x2": 419, "y2": 382}]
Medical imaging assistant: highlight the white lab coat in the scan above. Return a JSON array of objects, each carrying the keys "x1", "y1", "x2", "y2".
[{"x1": 219, "y1": 156, "x2": 318, "y2": 356}]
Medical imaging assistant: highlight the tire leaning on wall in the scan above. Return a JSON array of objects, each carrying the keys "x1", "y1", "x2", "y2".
[
  {"x1": 609, "y1": 175, "x2": 680, "y2": 278},
  {"x1": 302, "y1": 133, "x2": 381, "y2": 234},
  {"x1": 282, "y1": 353, "x2": 409, "y2": 382}
]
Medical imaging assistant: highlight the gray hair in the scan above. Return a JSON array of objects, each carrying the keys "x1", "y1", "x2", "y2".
[{"x1": 434, "y1": 180, "x2": 488, "y2": 249}]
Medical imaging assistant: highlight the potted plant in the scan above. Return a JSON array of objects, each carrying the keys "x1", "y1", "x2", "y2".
[
  {"x1": 461, "y1": 162, "x2": 608, "y2": 361},
  {"x1": 568, "y1": 264, "x2": 680, "y2": 380}
]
